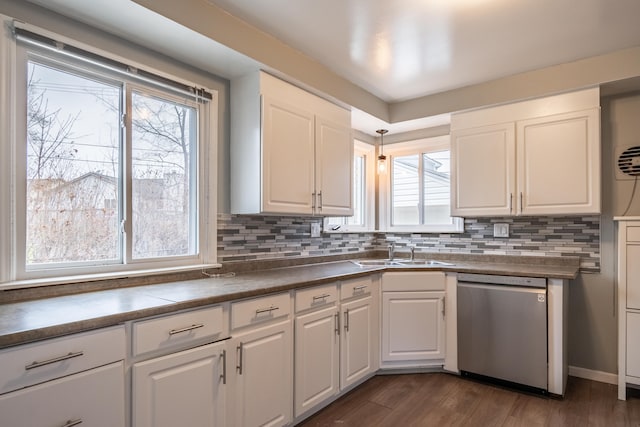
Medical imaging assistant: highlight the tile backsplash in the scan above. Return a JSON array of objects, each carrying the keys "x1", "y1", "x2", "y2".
[{"x1": 218, "y1": 214, "x2": 600, "y2": 271}]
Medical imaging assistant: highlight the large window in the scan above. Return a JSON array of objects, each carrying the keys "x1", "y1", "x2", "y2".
[
  {"x1": 2, "y1": 27, "x2": 217, "y2": 284},
  {"x1": 381, "y1": 136, "x2": 463, "y2": 232},
  {"x1": 324, "y1": 140, "x2": 375, "y2": 232}
]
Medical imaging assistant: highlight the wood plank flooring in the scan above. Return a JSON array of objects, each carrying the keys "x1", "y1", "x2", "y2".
[{"x1": 297, "y1": 373, "x2": 640, "y2": 426}]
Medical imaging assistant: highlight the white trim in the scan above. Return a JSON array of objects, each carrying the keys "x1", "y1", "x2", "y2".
[
  {"x1": 0, "y1": 263, "x2": 222, "y2": 291},
  {"x1": 0, "y1": 16, "x2": 16, "y2": 284},
  {"x1": 568, "y1": 365, "x2": 618, "y2": 385}
]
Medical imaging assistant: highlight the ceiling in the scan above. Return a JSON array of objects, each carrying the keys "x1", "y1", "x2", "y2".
[{"x1": 19, "y1": 0, "x2": 640, "y2": 134}]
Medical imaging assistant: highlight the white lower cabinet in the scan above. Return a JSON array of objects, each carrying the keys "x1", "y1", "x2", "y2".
[
  {"x1": 132, "y1": 341, "x2": 227, "y2": 427},
  {"x1": 0, "y1": 361, "x2": 125, "y2": 427},
  {"x1": 381, "y1": 272, "x2": 446, "y2": 368},
  {"x1": 294, "y1": 304, "x2": 340, "y2": 417},
  {"x1": 0, "y1": 325, "x2": 126, "y2": 427},
  {"x1": 228, "y1": 292, "x2": 293, "y2": 427},
  {"x1": 340, "y1": 292, "x2": 377, "y2": 389},
  {"x1": 293, "y1": 277, "x2": 379, "y2": 421}
]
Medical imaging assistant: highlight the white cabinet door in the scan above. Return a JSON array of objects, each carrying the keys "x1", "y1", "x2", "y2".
[
  {"x1": 381, "y1": 291, "x2": 445, "y2": 362},
  {"x1": 230, "y1": 320, "x2": 293, "y2": 427},
  {"x1": 627, "y1": 312, "x2": 640, "y2": 378},
  {"x1": 451, "y1": 122, "x2": 516, "y2": 217},
  {"x1": 626, "y1": 244, "x2": 640, "y2": 310},
  {"x1": 340, "y1": 295, "x2": 375, "y2": 389},
  {"x1": 262, "y1": 95, "x2": 315, "y2": 215},
  {"x1": 315, "y1": 116, "x2": 353, "y2": 216},
  {"x1": 294, "y1": 305, "x2": 340, "y2": 417},
  {"x1": 132, "y1": 341, "x2": 226, "y2": 427},
  {"x1": 517, "y1": 108, "x2": 600, "y2": 215},
  {"x1": 0, "y1": 362, "x2": 125, "y2": 427}
]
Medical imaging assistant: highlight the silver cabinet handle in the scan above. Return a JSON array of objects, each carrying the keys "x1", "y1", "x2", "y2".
[
  {"x1": 520, "y1": 192, "x2": 523, "y2": 212},
  {"x1": 312, "y1": 294, "x2": 331, "y2": 301},
  {"x1": 334, "y1": 312, "x2": 340, "y2": 336},
  {"x1": 353, "y1": 285, "x2": 368, "y2": 293},
  {"x1": 318, "y1": 191, "x2": 323, "y2": 211},
  {"x1": 61, "y1": 419, "x2": 83, "y2": 427},
  {"x1": 220, "y1": 349, "x2": 227, "y2": 385},
  {"x1": 344, "y1": 310, "x2": 349, "y2": 333},
  {"x1": 25, "y1": 351, "x2": 84, "y2": 370},
  {"x1": 509, "y1": 193, "x2": 513, "y2": 214},
  {"x1": 441, "y1": 296, "x2": 446, "y2": 318},
  {"x1": 236, "y1": 343, "x2": 243, "y2": 375},
  {"x1": 169, "y1": 323, "x2": 204, "y2": 335},
  {"x1": 255, "y1": 305, "x2": 279, "y2": 315},
  {"x1": 311, "y1": 192, "x2": 316, "y2": 210}
]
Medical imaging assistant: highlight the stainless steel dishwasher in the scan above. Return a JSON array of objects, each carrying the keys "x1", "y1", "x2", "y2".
[{"x1": 457, "y1": 273, "x2": 548, "y2": 392}]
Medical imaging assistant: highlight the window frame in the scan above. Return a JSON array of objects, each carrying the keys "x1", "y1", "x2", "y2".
[
  {"x1": 379, "y1": 135, "x2": 464, "y2": 233},
  {"x1": 0, "y1": 23, "x2": 218, "y2": 287},
  {"x1": 323, "y1": 139, "x2": 375, "y2": 233}
]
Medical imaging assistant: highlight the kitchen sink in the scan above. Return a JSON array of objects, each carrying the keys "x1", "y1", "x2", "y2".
[
  {"x1": 350, "y1": 259, "x2": 401, "y2": 267},
  {"x1": 351, "y1": 259, "x2": 453, "y2": 267},
  {"x1": 395, "y1": 259, "x2": 453, "y2": 266}
]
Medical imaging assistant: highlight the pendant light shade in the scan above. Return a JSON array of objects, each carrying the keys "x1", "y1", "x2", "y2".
[{"x1": 376, "y1": 129, "x2": 388, "y2": 174}]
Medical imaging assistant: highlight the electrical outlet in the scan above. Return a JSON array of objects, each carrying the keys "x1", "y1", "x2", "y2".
[
  {"x1": 311, "y1": 222, "x2": 321, "y2": 238},
  {"x1": 493, "y1": 223, "x2": 509, "y2": 238}
]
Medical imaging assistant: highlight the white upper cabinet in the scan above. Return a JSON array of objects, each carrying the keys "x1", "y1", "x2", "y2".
[
  {"x1": 451, "y1": 87, "x2": 601, "y2": 217},
  {"x1": 451, "y1": 122, "x2": 516, "y2": 216},
  {"x1": 231, "y1": 71, "x2": 353, "y2": 216}
]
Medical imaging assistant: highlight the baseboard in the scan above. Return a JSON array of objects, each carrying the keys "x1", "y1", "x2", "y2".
[{"x1": 568, "y1": 365, "x2": 618, "y2": 385}]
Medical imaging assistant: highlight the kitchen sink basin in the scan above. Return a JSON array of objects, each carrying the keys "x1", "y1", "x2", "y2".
[
  {"x1": 351, "y1": 259, "x2": 453, "y2": 267},
  {"x1": 395, "y1": 259, "x2": 454, "y2": 266},
  {"x1": 350, "y1": 259, "x2": 401, "y2": 267}
]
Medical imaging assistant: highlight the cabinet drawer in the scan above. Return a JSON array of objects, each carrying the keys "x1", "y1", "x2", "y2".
[
  {"x1": 382, "y1": 272, "x2": 446, "y2": 292},
  {"x1": 295, "y1": 283, "x2": 338, "y2": 313},
  {"x1": 231, "y1": 292, "x2": 291, "y2": 330},
  {"x1": 132, "y1": 305, "x2": 226, "y2": 357},
  {"x1": 0, "y1": 361, "x2": 125, "y2": 427},
  {"x1": 340, "y1": 276, "x2": 373, "y2": 301},
  {"x1": 628, "y1": 227, "x2": 640, "y2": 243},
  {"x1": 0, "y1": 325, "x2": 125, "y2": 395}
]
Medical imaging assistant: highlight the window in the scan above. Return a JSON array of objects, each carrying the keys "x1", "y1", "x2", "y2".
[
  {"x1": 1, "y1": 26, "x2": 217, "y2": 285},
  {"x1": 381, "y1": 136, "x2": 463, "y2": 233},
  {"x1": 324, "y1": 140, "x2": 375, "y2": 232}
]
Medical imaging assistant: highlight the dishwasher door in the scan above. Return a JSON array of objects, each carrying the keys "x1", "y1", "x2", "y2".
[{"x1": 457, "y1": 281, "x2": 547, "y2": 390}]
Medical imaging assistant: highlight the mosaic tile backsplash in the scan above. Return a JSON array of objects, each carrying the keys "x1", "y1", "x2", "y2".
[{"x1": 218, "y1": 214, "x2": 600, "y2": 270}]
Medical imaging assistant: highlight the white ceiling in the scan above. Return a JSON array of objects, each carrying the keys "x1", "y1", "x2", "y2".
[
  {"x1": 207, "y1": 0, "x2": 640, "y2": 102},
  {"x1": 20, "y1": 0, "x2": 640, "y2": 135}
]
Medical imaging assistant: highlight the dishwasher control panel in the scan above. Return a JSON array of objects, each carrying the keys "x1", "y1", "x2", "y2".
[{"x1": 457, "y1": 273, "x2": 546, "y2": 288}]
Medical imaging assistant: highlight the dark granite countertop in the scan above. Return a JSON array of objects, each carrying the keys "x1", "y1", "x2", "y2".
[{"x1": 0, "y1": 254, "x2": 580, "y2": 349}]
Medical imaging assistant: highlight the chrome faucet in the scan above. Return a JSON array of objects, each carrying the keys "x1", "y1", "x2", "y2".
[
  {"x1": 388, "y1": 242, "x2": 395, "y2": 260},
  {"x1": 410, "y1": 246, "x2": 415, "y2": 262}
]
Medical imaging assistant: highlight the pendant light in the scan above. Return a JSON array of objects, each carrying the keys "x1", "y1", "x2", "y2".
[{"x1": 376, "y1": 129, "x2": 388, "y2": 174}]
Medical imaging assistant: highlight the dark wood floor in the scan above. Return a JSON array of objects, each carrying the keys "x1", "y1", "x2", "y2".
[{"x1": 298, "y1": 373, "x2": 640, "y2": 426}]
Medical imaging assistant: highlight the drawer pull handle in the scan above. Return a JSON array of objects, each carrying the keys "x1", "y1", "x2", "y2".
[
  {"x1": 25, "y1": 351, "x2": 84, "y2": 370},
  {"x1": 168, "y1": 323, "x2": 205, "y2": 336},
  {"x1": 353, "y1": 285, "x2": 368, "y2": 292},
  {"x1": 255, "y1": 305, "x2": 279, "y2": 315},
  {"x1": 312, "y1": 294, "x2": 331, "y2": 301},
  {"x1": 61, "y1": 419, "x2": 83, "y2": 427}
]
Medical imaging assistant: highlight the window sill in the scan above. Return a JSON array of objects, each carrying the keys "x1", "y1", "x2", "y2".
[{"x1": 0, "y1": 263, "x2": 222, "y2": 291}]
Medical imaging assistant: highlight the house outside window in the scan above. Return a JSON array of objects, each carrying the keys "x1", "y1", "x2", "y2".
[
  {"x1": 0, "y1": 25, "x2": 217, "y2": 285},
  {"x1": 324, "y1": 140, "x2": 375, "y2": 232},
  {"x1": 380, "y1": 135, "x2": 463, "y2": 233}
]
